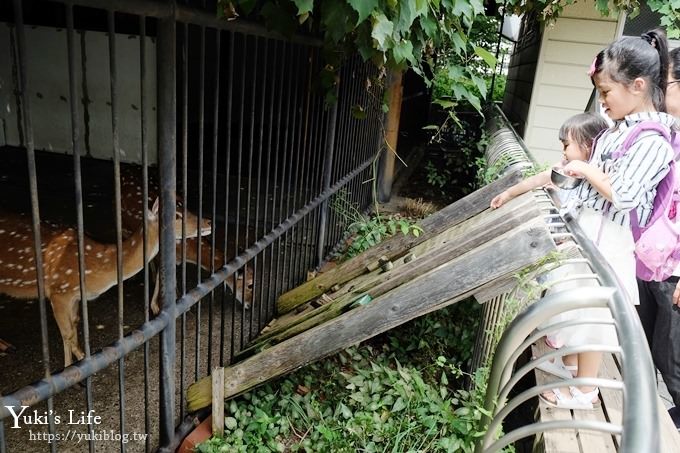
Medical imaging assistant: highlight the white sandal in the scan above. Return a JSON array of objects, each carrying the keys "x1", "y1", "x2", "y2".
[
  {"x1": 533, "y1": 356, "x2": 578, "y2": 379},
  {"x1": 539, "y1": 386, "x2": 600, "y2": 410}
]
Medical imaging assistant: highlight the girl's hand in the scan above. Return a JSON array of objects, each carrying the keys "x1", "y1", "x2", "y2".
[
  {"x1": 490, "y1": 191, "x2": 512, "y2": 209},
  {"x1": 673, "y1": 280, "x2": 680, "y2": 307},
  {"x1": 562, "y1": 160, "x2": 588, "y2": 178}
]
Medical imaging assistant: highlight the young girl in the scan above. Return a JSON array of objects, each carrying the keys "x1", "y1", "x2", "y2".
[
  {"x1": 539, "y1": 29, "x2": 675, "y2": 410},
  {"x1": 637, "y1": 45, "x2": 680, "y2": 428},
  {"x1": 490, "y1": 112, "x2": 608, "y2": 210}
]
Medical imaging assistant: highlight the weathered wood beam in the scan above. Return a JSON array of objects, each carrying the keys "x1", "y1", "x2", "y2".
[
  {"x1": 244, "y1": 192, "x2": 539, "y2": 354},
  {"x1": 276, "y1": 170, "x2": 524, "y2": 314},
  {"x1": 187, "y1": 217, "x2": 555, "y2": 411}
]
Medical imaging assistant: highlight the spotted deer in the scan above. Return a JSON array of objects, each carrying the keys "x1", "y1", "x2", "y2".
[
  {"x1": 119, "y1": 165, "x2": 253, "y2": 314},
  {"x1": 0, "y1": 198, "x2": 211, "y2": 368}
]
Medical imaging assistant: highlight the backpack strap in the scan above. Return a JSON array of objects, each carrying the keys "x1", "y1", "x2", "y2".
[
  {"x1": 631, "y1": 159, "x2": 677, "y2": 239},
  {"x1": 623, "y1": 123, "x2": 675, "y2": 236},
  {"x1": 611, "y1": 121, "x2": 672, "y2": 160}
]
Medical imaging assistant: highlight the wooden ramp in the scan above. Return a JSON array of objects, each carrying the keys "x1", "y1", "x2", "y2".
[
  {"x1": 187, "y1": 172, "x2": 557, "y2": 411},
  {"x1": 532, "y1": 341, "x2": 680, "y2": 452}
]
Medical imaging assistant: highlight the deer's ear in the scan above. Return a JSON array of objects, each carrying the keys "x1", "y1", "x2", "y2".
[{"x1": 151, "y1": 197, "x2": 160, "y2": 215}]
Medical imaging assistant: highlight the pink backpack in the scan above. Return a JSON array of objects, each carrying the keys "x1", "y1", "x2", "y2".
[{"x1": 610, "y1": 121, "x2": 680, "y2": 282}]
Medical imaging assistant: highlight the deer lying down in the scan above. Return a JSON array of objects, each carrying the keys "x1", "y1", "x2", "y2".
[
  {"x1": 118, "y1": 166, "x2": 253, "y2": 314},
  {"x1": 0, "y1": 198, "x2": 210, "y2": 368}
]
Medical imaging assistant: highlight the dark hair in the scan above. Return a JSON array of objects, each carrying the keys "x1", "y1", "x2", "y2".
[
  {"x1": 559, "y1": 112, "x2": 609, "y2": 154},
  {"x1": 671, "y1": 47, "x2": 680, "y2": 80},
  {"x1": 590, "y1": 28, "x2": 669, "y2": 112}
]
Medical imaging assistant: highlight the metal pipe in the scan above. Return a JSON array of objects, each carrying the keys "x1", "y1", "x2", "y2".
[
  {"x1": 10, "y1": 0, "x2": 58, "y2": 447},
  {"x1": 316, "y1": 86, "x2": 339, "y2": 265},
  {"x1": 65, "y1": 5, "x2": 96, "y2": 451},
  {"x1": 222, "y1": 31, "x2": 235, "y2": 364},
  {"x1": 243, "y1": 35, "x2": 258, "y2": 343},
  {"x1": 138, "y1": 14, "x2": 152, "y2": 452},
  {"x1": 175, "y1": 155, "x2": 374, "y2": 316},
  {"x1": 261, "y1": 39, "x2": 279, "y2": 326},
  {"x1": 253, "y1": 37, "x2": 269, "y2": 332},
  {"x1": 477, "y1": 286, "x2": 616, "y2": 452},
  {"x1": 234, "y1": 32, "x2": 247, "y2": 350},
  {"x1": 179, "y1": 20, "x2": 190, "y2": 421},
  {"x1": 207, "y1": 27, "x2": 222, "y2": 374},
  {"x1": 58, "y1": 0, "x2": 322, "y2": 46},
  {"x1": 156, "y1": 6, "x2": 178, "y2": 449},
  {"x1": 194, "y1": 22, "x2": 206, "y2": 381},
  {"x1": 0, "y1": 314, "x2": 170, "y2": 417},
  {"x1": 566, "y1": 210, "x2": 659, "y2": 453},
  {"x1": 106, "y1": 10, "x2": 129, "y2": 451}
]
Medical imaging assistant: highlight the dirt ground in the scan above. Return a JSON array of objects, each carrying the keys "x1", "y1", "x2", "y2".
[{"x1": 0, "y1": 268, "x2": 261, "y2": 452}]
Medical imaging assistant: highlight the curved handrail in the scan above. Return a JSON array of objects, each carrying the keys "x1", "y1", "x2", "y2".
[{"x1": 475, "y1": 105, "x2": 659, "y2": 452}]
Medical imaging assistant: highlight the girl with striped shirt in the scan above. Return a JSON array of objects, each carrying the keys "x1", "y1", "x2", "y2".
[{"x1": 540, "y1": 29, "x2": 675, "y2": 410}]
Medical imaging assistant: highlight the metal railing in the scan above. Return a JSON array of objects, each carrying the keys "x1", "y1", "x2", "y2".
[
  {"x1": 475, "y1": 106, "x2": 659, "y2": 452},
  {"x1": 0, "y1": 1, "x2": 384, "y2": 451}
]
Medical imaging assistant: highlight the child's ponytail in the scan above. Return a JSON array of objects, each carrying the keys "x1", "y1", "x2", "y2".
[
  {"x1": 590, "y1": 28, "x2": 669, "y2": 113},
  {"x1": 641, "y1": 29, "x2": 669, "y2": 112}
]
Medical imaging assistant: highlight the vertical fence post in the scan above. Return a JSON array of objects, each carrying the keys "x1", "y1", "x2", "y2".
[
  {"x1": 316, "y1": 86, "x2": 339, "y2": 266},
  {"x1": 377, "y1": 69, "x2": 403, "y2": 202},
  {"x1": 157, "y1": 4, "x2": 177, "y2": 450}
]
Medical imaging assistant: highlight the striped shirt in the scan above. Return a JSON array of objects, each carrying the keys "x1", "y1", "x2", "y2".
[{"x1": 573, "y1": 111, "x2": 675, "y2": 227}]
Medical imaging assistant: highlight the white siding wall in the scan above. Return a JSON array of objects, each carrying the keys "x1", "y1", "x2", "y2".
[
  {"x1": 524, "y1": 2, "x2": 621, "y2": 165},
  {"x1": 0, "y1": 23, "x2": 157, "y2": 164}
]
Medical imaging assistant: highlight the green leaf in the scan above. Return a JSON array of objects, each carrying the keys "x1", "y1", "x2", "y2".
[
  {"x1": 371, "y1": 12, "x2": 394, "y2": 51},
  {"x1": 234, "y1": 0, "x2": 257, "y2": 15},
  {"x1": 321, "y1": 0, "x2": 355, "y2": 43},
  {"x1": 292, "y1": 0, "x2": 314, "y2": 15},
  {"x1": 348, "y1": 0, "x2": 379, "y2": 25},
  {"x1": 471, "y1": 73, "x2": 487, "y2": 99},
  {"x1": 469, "y1": 0, "x2": 485, "y2": 15},
  {"x1": 473, "y1": 45, "x2": 497, "y2": 70},
  {"x1": 396, "y1": 0, "x2": 418, "y2": 34},
  {"x1": 595, "y1": 0, "x2": 610, "y2": 15},
  {"x1": 351, "y1": 104, "x2": 367, "y2": 119},
  {"x1": 450, "y1": 31, "x2": 466, "y2": 52},
  {"x1": 261, "y1": 2, "x2": 298, "y2": 36},
  {"x1": 392, "y1": 39, "x2": 414, "y2": 65},
  {"x1": 419, "y1": 14, "x2": 438, "y2": 39},
  {"x1": 392, "y1": 397, "x2": 406, "y2": 412},
  {"x1": 339, "y1": 403, "x2": 353, "y2": 419},
  {"x1": 451, "y1": 0, "x2": 473, "y2": 20}
]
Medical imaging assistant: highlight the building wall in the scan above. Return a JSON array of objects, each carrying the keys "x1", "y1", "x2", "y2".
[
  {"x1": 0, "y1": 23, "x2": 157, "y2": 164},
  {"x1": 503, "y1": 1, "x2": 622, "y2": 165},
  {"x1": 501, "y1": 12, "x2": 541, "y2": 137}
]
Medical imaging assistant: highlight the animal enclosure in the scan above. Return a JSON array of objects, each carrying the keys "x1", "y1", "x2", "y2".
[{"x1": 0, "y1": 0, "x2": 384, "y2": 451}]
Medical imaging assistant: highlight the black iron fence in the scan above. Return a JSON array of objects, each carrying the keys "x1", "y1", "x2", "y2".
[{"x1": 0, "y1": 0, "x2": 384, "y2": 451}]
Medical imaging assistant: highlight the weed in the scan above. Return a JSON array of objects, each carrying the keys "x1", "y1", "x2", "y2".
[
  {"x1": 331, "y1": 190, "x2": 423, "y2": 259},
  {"x1": 197, "y1": 302, "x2": 513, "y2": 453}
]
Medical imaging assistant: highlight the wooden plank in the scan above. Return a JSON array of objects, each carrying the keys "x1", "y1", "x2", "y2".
[
  {"x1": 473, "y1": 275, "x2": 517, "y2": 304},
  {"x1": 212, "y1": 367, "x2": 225, "y2": 437},
  {"x1": 658, "y1": 395, "x2": 680, "y2": 453},
  {"x1": 599, "y1": 353, "x2": 623, "y2": 448},
  {"x1": 186, "y1": 218, "x2": 556, "y2": 411},
  {"x1": 244, "y1": 197, "x2": 542, "y2": 354},
  {"x1": 531, "y1": 344, "x2": 580, "y2": 453},
  {"x1": 611, "y1": 355, "x2": 680, "y2": 451},
  {"x1": 276, "y1": 170, "x2": 524, "y2": 314},
  {"x1": 572, "y1": 403, "x2": 616, "y2": 452}
]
